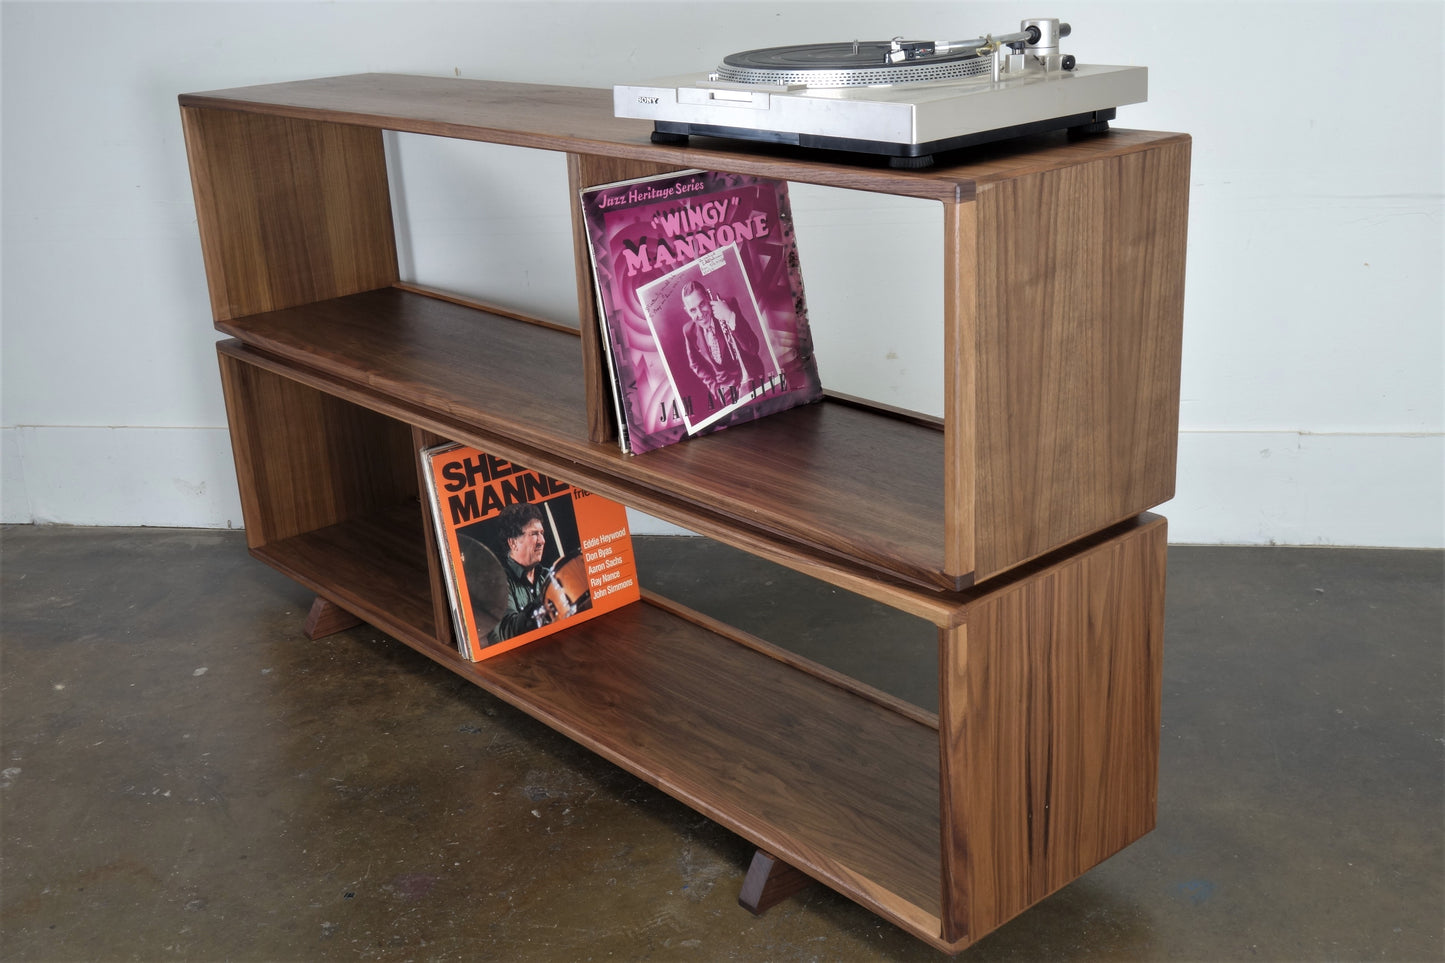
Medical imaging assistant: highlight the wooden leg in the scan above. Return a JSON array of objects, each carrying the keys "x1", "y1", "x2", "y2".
[
  {"x1": 303, "y1": 596, "x2": 363, "y2": 640},
  {"x1": 738, "y1": 849, "x2": 812, "y2": 915}
]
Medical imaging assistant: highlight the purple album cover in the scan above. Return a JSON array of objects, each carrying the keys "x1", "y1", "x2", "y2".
[{"x1": 580, "y1": 170, "x2": 822, "y2": 454}]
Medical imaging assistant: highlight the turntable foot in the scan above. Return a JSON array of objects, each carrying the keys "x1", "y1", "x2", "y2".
[
  {"x1": 650, "y1": 130, "x2": 689, "y2": 146},
  {"x1": 889, "y1": 154, "x2": 934, "y2": 170},
  {"x1": 1068, "y1": 119, "x2": 1111, "y2": 139}
]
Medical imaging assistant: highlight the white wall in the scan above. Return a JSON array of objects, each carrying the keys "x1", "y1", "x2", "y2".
[{"x1": 3, "y1": 1, "x2": 1441, "y2": 546}]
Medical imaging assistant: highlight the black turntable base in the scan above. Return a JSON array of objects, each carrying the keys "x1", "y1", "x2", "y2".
[{"x1": 649, "y1": 108, "x2": 1117, "y2": 169}]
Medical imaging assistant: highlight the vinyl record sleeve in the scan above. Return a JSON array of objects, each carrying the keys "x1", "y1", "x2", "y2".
[
  {"x1": 580, "y1": 170, "x2": 823, "y2": 453},
  {"x1": 421, "y1": 443, "x2": 640, "y2": 661}
]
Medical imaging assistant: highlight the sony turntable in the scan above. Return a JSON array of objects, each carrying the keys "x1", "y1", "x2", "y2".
[{"x1": 614, "y1": 18, "x2": 1146, "y2": 167}]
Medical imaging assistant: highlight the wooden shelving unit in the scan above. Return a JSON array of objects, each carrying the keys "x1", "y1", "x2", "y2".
[{"x1": 182, "y1": 73, "x2": 1188, "y2": 953}]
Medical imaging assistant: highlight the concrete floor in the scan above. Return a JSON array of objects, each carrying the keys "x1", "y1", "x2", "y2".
[{"x1": 1, "y1": 525, "x2": 1440, "y2": 962}]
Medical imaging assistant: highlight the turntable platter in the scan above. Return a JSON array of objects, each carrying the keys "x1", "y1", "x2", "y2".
[{"x1": 717, "y1": 41, "x2": 992, "y2": 88}]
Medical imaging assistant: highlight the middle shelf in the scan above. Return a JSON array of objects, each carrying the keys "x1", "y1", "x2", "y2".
[{"x1": 217, "y1": 285, "x2": 959, "y2": 595}]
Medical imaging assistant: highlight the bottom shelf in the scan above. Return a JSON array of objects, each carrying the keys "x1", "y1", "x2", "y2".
[
  {"x1": 472, "y1": 599, "x2": 945, "y2": 941},
  {"x1": 252, "y1": 502, "x2": 440, "y2": 647},
  {"x1": 250, "y1": 506, "x2": 950, "y2": 945}
]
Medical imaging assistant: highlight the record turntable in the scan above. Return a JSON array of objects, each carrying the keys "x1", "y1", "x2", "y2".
[{"x1": 614, "y1": 18, "x2": 1146, "y2": 167}]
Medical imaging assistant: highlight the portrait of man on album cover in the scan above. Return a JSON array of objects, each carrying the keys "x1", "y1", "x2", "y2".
[
  {"x1": 455, "y1": 485, "x2": 586, "y2": 646},
  {"x1": 637, "y1": 243, "x2": 785, "y2": 436}
]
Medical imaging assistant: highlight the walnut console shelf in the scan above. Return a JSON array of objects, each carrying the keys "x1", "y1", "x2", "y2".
[{"x1": 181, "y1": 73, "x2": 1188, "y2": 953}]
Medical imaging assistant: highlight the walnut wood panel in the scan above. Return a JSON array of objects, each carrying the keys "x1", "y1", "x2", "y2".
[
  {"x1": 566, "y1": 154, "x2": 684, "y2": 444},
  {"x1": 302, "y1": 596, "x2": 363, "y2": 640},
  {"x1": 391, "y1": 281, "x2": 579, "y2": 335},
  {"x1": 218, "y1": 337, "x2": 969, "y2": 627},
  {"x1": 937, "y1": 514, "x2": 1167, "y2": 944},
  {"x1": 942, "y1": 199, "x2": 978, "y2": 578},
  {"x1": 739, "y1": 850, "x2": 815, "y2": 915},
  {"x1": 646, "y1": 588, "x2": 938, "y2": 730},
  {"x1": 217, "y1": 289, "x2": 952, "y2": 589},
  {"x1": 217, "y1": 350, "x2": 417, "y2": 547},
  {"x1": 252, "y1": 502, "x2": 440, "y2": 646},
  {"x1": 180, "y1": 74, "x2": 1185, "y2": 203},
  {"x1": 221, "y1": 290, "x2": 585, "y2": 449},
  {"x1": 181, "y1": 106, "x2": 398, "y2": 320},
  {"x1": 972, "y1": 139, "x2": 1190, "y2": 579},
  {"x1": 471, "y1": 599, "x2": 947, "y2": 944}
]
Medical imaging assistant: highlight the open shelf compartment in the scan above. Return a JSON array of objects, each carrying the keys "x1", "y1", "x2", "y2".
[
  {"x1": 217, "y1": 347, "x2": 443, "y2": 645},
  {"x1": 251, "y1": 503, "x2": 440, "y2": 647},
  {"x1": 468, "y1": 596, "x2": 948, "y2": 945},
  {"x1": 218, "y1": 287, "x2": 953, "y2": 590}
]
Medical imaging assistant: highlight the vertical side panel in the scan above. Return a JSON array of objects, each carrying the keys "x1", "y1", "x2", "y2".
[
  {"x1": 217, "y1": 347, "x2": 418, "y2": 546},
  {"x1": 938, "y1": 516, "x2": 1167, "y2": 943},
  {"x1": 182, "y1": 105, "x2": 399, "y2": 321},
  {"x1": 942, "y1": 198, "x2": 978, "y2": 583},
  {"x1": 217, "y1": 350, "x2": 273, "y2": 550},
  {"x1": 936, "y1": 618, "x2": 974, "y2": 947},
  {"x1": 567, "y1": 154, "x2": 683, "y2": 444},
  {"x1": 973, "y1": 139, "x2": 1191, "y2": 580}
]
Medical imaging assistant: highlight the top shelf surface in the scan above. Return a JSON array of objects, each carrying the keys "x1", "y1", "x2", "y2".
[{"x1": 178, "y1": 73, "x2": 1183, "y2": 202}]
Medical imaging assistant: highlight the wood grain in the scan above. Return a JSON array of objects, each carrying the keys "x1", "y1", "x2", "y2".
[
  {"x1": 472, "y1": 599, "x2": 946, "y2": 943},
  {"x1": 739, "y1": 850, "x2": 815, "y2": 915},
  {"x1": 216, "y1": 290, "x2": 952, "y2": 590},
  {"x1": 217, "y1": 337, "x2": 971, "y2": 626},
  {"x1": 971, "y1": 139, "x2": 1191, "y2": 580},
  {"x1": 180, "y1": 74, "x2": 1185, "y2": 203},
  {"x1": 937, "y1": 514, "x2": 1167, "y2": 944},
  {"x1": 302, "y1": 596, "x2": 363, "y2": 640},
  {"x1": 217, "y1": 350, "x2": 417, "y2": 547},
  {"x1": 252, "y1": 502, "x2": 440, "y2": 646},
  {"x1": 942, "y1": 199, "x2": 978, "y2": 578},
  {"x1": 643, "y1": 588, "x2": 939, "y2": 730},
  {"x1": 181, "y1": 106, "x2": 398, "y2": 320},
  {"x1": 566, "y1": 154, "x2": 685, "y2": 444}
]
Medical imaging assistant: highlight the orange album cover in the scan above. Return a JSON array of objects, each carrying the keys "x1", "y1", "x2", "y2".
[{"x1": 421, "y1": 443, "x2": 640, "y2": 661}]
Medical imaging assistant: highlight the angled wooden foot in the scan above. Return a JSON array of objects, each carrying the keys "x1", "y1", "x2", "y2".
[
  {"x1": 738, "y1": 849, "x2": 812, "y2": 915},
  {"x1": 303, "y1": 596, "x2": 362, "y2": 640}
]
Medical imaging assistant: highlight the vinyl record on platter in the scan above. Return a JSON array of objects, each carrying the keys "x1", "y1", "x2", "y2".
[{"x1": 715, "y1": 41, "x2": 992, "y2": 87}]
